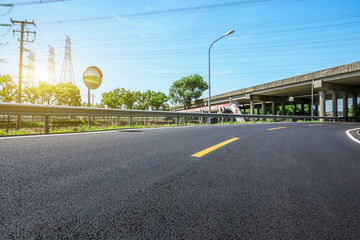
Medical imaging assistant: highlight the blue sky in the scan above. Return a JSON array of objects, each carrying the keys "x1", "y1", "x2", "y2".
[{"x1": 1, "y1": 0, "x2": 360, "y2": 107}]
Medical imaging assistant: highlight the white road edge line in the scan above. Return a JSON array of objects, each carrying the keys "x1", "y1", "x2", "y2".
[{"x1": 345, "y1": 128, "x2": 360, "y2": 144}]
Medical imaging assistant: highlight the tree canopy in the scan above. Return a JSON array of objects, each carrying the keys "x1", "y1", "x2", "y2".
[
  {"x1": 169, "y1": 74, "x2": 208, "y2": 109},
  {"x1": 0, "y1": 75, "x2": 16, "y2": 103},
  {"x1": 101, "y1": 88, "x2": 124, "y2": 109},
  {"x1": 0, "y1": 77, "x2": 82, "y2": 107},
  {"x1": 101, "y1": 88, "x2": 170, "y2": 111},
  {"x1": 23, "y1": 85, "x2": 39, "y2": 104},
  {"x1": 37, "y1": 82, "x2": 55, "y2": 105},
  {"x1": 348, "y1": 102, "x2": 360, "y2": 117},
  {"x1": 54, "y1": 82, "x2": 82, "y2": 106}
]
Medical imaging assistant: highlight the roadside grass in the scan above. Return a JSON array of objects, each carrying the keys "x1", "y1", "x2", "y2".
[{"x1": 0, "y1": 129, "x2": 29, "y2": 136}]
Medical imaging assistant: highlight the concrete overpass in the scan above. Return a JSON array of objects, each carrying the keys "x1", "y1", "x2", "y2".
[{"x1": 172, "y1": 61, "x2": 360, "y2": 120}]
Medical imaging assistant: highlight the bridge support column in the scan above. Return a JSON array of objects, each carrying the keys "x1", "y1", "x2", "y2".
[
  {"x1": 315, "y1": 105, "x2": 319, "y2": 117},
  {"x1": 272, "y1": 101, "x2": 276, "y2": 115},
  {"x1": 332, "y1": 92, "x2": 338, "y2": 118},
  {"x1": 250, "y1": 99, "x2": 254, "y2": 116},
  {"x1": 271, "y1": 101, "x2": 276, "y2": 122},
  {"x1": 261, "y1": 101, "x2": 266, "y2": 121},
  {"x1": 250, "y1": 99, "x2": 255, "y2": 121},
  {"x1": 319, "y1": 90, "x2": 326, "y2": 122},
  {"x1": 343, "y1": 93, "x2": 348, "y2": 120},
  {"x1": 353, "y1": 93, "x2": 358, "y2": 121}
]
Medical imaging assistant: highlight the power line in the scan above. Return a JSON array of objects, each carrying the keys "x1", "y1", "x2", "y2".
[
  {"x1": 2, "y1": 35, "x2": 358, "y2": 61},
  {"x1": 1, "y1": 0, "x2": 69, "y2": 7},
  {"x1": 37, "y1": 0, "x2": 301, "y2": 25},
  {"x1": 36, "y1": 11, "x2": 359, "y2": 46},
  {"x1": 0, "y1": 5, "x2": 14, "y2": 16},
  {"x1": 0, "y1": 24, "x2": 13, "y2": 37},
  {"x1": 35, "y1": 25, "x2": 50, "y2": 45}
]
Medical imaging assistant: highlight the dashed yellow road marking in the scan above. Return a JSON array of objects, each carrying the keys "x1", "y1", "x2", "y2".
[
  {"x1": 308, "y1": 124, "x2": 323, "y2": 126},
  {"x1": 192, "y1": 138, "x2": 239, "y2": 158},
  {"x1": 343, "y1": 123, "x2": 355, "y2": 125},
  {"x1": 267, "y1": 127, "x2": 287, "y2": 131}
]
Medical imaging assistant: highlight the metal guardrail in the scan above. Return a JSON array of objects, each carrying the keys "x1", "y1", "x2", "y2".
[{"x1": 0, "y1": 102, "x2": 348, "y2": 134}]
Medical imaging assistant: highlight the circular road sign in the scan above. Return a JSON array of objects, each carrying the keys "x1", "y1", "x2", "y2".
[{"x1": 83, "y1": 66, "x2": 103, "y2": 90}]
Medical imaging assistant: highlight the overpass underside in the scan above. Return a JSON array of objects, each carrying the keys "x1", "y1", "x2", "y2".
[{"x1": 173, "y1": 61, "x2": 360, "y2": 121}]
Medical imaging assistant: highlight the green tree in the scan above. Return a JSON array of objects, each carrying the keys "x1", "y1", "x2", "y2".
[
  {"x1": 348, "y1": 102, "x2": 360, "y2": 117},
  {"x1": 148, "y1": 91, "x2": 170, "y2": 110},
  {"x1": 23, "y1": 85, "x2": 39, "y2": 104},
  {"x1": 169, "y1": 74, "x2": 208, "y2": 109},
  {"x1": 95, "y1": 102, "x2": 105, "y2": 108},
  {"x1": 54, "y1": 82, "x2": 82, "y2": 106},
  {"x1": 122, "y1": 89, "x2": 140, "y2": 110},
  {"x1": 135, "y1": 90, "x2": 169, "y2": 110},
  {"x1": 37, "y1": 82, "x2": 55, "y2": 105},
  {"x1": 0, "y1": 75, "x2": 16, "y2": 102},
  {"x1": 101, "y1": 88, "x2": 124, "y2": 109},
  {"x1": 101, "y1": 88, "x2": 169, "y2": 111},
  {"x1": 136, "y1": 90, "x2": 151, "y2": 110}
]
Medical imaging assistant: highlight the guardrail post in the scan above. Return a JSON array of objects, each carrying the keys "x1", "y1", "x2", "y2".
[
  {"x1": 129, "y1": 116, "x2": 133, "y2": 127},
  {"x1": 44, "y1": 115, "x2": 49, "y2": 134}
]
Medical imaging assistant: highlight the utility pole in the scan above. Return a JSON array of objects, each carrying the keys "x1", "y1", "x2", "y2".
[{"x1": 11, "y1": 19, "x2": 36, "y2": 129}]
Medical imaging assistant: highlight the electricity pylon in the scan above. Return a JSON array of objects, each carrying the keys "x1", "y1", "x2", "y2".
[
  {"x1": 47, "y1": 44, "x2": 56, "y2": 85},
  {"x1": 25, "y1": 50, "x2": 35, "y2": 86},
  {"x1": 59, "y1": 35, "x2": 75, "y2": 84}
]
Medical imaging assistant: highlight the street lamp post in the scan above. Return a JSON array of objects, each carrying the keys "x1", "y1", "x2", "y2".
[{"x1": 208, "y1": 29, "x2": 234, "y2": 124}]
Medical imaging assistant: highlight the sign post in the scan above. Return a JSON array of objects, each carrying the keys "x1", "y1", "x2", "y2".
[{"x1": 83, "y1": 66, "x2": 103, "y2": 128}]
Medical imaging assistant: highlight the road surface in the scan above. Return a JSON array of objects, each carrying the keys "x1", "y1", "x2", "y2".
[{"x1": 1, "y1": 122, "x2": 360, "y2": 239}]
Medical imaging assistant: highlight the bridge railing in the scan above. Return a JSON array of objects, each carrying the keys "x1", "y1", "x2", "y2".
[{"x1": 0, "y1": 102, "x2": 349, "y2": 134}]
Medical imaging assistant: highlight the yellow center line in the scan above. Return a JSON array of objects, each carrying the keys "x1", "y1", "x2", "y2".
[
  {"x1": 192, "y1": 138, "x2": 239, "y2": 158},
  {"x1": 343, "y1": 123, "x2": 355, "y2": 125},
  {"x1": 308, "y1": 124, "x2": 323, "y2": 126},
  {"x1": 267, "y1": 127, "x2": 287, "y2": 131}
]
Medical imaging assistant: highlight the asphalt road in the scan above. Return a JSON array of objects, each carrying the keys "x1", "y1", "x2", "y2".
[{"x1": 1, "y1": 122, "x2": 360, "y2": 239}]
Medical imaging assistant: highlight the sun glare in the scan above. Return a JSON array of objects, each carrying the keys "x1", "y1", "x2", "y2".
[{"x1": 35, "y1": 68, "x2": 48, "y2": 84}]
